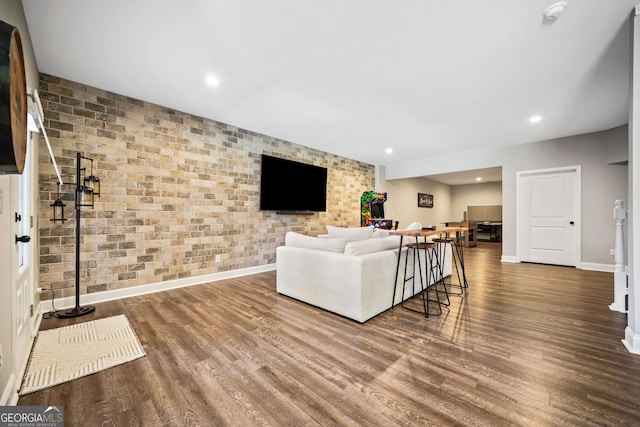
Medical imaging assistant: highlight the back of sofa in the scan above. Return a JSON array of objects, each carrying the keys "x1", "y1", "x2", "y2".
[
  {"x1": 277, "y1": 246, "x2": 402, "y2": 322},
  {"x1": 276, "y1": 240, "x2": 452, "y2": 322}
]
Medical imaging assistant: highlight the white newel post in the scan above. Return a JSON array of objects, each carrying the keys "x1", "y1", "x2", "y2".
[{"x1": 611, "y1": 200, "x2": 627, "y2": 312}]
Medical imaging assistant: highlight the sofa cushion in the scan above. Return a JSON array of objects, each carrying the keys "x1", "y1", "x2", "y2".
[
  {"x1": 285, "y1": 231, "x2": 346, "y2": 253},
  {"x1": 372, "y1": 228, "x2": 390, "y2": 238},
  {"x1": 326, "y1": 225, "x2": 374, "y2": 242},
  {"x1": 344, "y1": 235, "x2": 402, "y2": 256}
]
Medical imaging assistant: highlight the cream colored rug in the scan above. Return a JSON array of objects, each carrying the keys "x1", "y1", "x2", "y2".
[{"x1": 20, "y1": 314, "x2": 146, "y2": 395}]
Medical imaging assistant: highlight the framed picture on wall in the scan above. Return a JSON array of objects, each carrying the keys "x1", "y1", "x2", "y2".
[{"x1": 418, "y1": 193, "x2": 433, "y2": 208}]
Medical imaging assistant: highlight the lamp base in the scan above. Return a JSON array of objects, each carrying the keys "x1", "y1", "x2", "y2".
[{"x1": 58, "y1": 305, "x2": 96, "y2": 319}]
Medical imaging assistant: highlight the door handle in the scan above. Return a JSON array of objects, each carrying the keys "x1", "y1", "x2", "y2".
[
  {"x1": 569, "y1": 221, "x2": 575, "y2": 225},
  {"x1": 15, "y1": 235, "x2": 31, "y2": 244}
]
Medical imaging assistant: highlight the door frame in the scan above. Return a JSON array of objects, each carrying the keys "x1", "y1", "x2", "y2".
[
  {"x1": 9, "y1": 125, "x2": 40, "y2": 402},
  {"x1": 516, "y1": 165, "x2": 581, "y2": 267}
]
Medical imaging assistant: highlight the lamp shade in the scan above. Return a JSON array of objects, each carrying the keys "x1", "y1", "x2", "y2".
[
  {"x1": 50, "y1": 198, "x2": 66, "y2": 222},
  {"x1": 76, "y1": 185, "x2": 94, "y2": 208},
  {"x1": 84, "y1": 174, "x2": 100, "y2": 196}
]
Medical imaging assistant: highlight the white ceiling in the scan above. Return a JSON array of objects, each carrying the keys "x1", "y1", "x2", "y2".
[
  {"x1": 426, "y1": 167, "x2": 503, "y2": 186},
  {"x1": 21, "y1": 0, "x2": 635, "y2": 185}
]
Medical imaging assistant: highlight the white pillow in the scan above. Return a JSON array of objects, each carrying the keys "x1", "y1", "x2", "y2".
[
  {"x1": 326, "y1": 225, "x2": 374, "y2": 242},
  {"x1": 372, "y1": 228, "x2": 390, "y2": 238},
  {"x1": 406, "y1": 221, "x2": 422, "y2": 230},
  {"x1": 285, "y1": 231, "x2": 346, "y2": 253},
  {"x1": 344, "y1": 236, "x2": 402, "y2": 256}
]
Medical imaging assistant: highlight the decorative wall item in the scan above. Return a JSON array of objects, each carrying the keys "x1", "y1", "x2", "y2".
[
  {"x1": 0, "y1": 20, "x2": 27, "y2": 174},
  {"x1": 418, "y1": 193, "x2": 433, "y2": 208}
]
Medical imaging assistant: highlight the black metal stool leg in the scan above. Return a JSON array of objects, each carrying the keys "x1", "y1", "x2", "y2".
[
  {"x1": 428, "y1": 243, "x2": 450, "y2": 308},
  {"x1": 391, "y1": 236, "x2": 404, "y2": 309},
  {"x1": 453, "y1": 232, "x2": 469, "y2": 289},
  {"x1": 425, "y1": 243, "x2": 443, "y2": 316}
]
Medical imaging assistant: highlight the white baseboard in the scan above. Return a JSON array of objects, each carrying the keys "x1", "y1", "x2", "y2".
[
  {"x1": 623, "y1": 327, "x2": 640, "y2": 355},
  {"x1": 610, "y1": 302, "x2": 627, "y2": 313},
  {"x1": 580, "y1": 262, "x2": 614, "y2": 273},
  {"x1": 500, "y1": 257, "x2": 615, "y2": 273},
  {"x1": 41, "y1": 263, "x2": 276, "y2": 313},
  {"x1": 0, "y1": 373, "x2": 18, "y2": 406}
]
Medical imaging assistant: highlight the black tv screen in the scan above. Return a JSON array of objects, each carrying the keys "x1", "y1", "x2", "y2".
[{"x1": 260, "y1": 154, "x2": 327, "y2": 212}]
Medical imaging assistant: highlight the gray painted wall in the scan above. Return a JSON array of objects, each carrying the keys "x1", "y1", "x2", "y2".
[
  {"x1": 376, "y1": 167, "x2": 452, "y2": 230},
  {"x1": 451, "y1": 182, "x2": 502, "y2": 222}
]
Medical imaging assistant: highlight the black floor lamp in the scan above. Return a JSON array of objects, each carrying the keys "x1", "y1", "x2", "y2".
[{"x1": 51, "y1": 152, "x2": 100, "y2": 318}]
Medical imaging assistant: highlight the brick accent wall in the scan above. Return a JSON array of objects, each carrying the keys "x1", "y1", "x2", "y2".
[{"x1": 37, "y1": 74, "x2": 374, "y2": 300}]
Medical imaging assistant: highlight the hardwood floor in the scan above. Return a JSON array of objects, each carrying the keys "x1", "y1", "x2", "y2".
[{"x1": 19, "y1": 243, "x2": 640, "y2": 426}]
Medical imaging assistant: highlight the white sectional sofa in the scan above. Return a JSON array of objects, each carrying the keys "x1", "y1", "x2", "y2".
[{"x1": 276, "y1": 226, "x2": 452, "y2": 323}]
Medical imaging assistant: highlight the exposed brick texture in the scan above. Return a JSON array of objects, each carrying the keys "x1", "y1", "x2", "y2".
[{"x1": 38, "y1": 74, "x2": 374, "y2": 299}]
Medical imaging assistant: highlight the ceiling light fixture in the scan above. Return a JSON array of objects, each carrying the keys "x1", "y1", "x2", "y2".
[
  {"x1": 529, "y1": 115, "x2": 542, "y2": 123},
  {"x1": 543, "y1": 1, "x2": 567, "y2": 21},
  {"x1": 385, "y1": 148, "x2": 393, "y2": 154},
  {"x1": 476, "y1": 177, "x2": 482, "y2": 182}
]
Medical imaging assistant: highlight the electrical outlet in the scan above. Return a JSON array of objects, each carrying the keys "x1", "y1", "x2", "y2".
[
  {"x1": 215, "y1": 254, "x2": 221, "y2": 263},
  {"x1": 610, "y1": 249, "x2": 616, "y2": 256}
]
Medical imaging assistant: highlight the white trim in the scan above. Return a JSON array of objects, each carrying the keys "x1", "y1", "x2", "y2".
[
  {"x1": 500, "y1": 257, "x2": 614, "y2": 272},
  {"x1": 516, "y1": 165, "x2": 581, "y2": 267},
  {"x1": 15, "y1": 313, "x2": 42, "y2": 396},
  {"x1": 40, "y1": 264, "x2": 276, "y2": 312},
  {"x1": 0, "y1": 373, "x2": 18, "y2": 406},
  {"x1": 623, "y1": 326, "x2": 640, "y2": 354},
  {"x1": 628, "y1": 8, "x2": 640, "y2": 356},
  {"x1": 610, "y1": 302, "x2": 628, "y2": 313},
  {"x1": 580, "y1": 262, "x2": 614, "y2": 273}
]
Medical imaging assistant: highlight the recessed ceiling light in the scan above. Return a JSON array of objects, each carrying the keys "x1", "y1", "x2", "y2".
[
  {"x1": 385, "y1": 148, "x2": 393, "y2": 154},
  {"x1": 204, "y1": 73, "x2": 220, "y2": 88},
  {"x1": 476, "y1": 177, "x2": 482, "y2": 182},
  {"x1": 543, "y1": 1, "x2": 567, "y2": 21},
  {"x1": 529, "y1": 115, "x2": 542, "y2": 123}
]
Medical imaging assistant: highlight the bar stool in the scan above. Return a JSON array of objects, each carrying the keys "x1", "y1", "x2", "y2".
[
  {"x1": 424, "y1": 239, "x2": 451, "y2": 308},
  {"x1": 401, "y1": 241, "x2": 444, "y2": 317},
  {"x1": 432, "y1": 235, "x2": 464, "y2": 296}
]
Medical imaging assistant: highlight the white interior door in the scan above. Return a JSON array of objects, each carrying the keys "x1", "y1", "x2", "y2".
[
  {"x1": 518, "y1": 166, "x2": 580, "y2": 267},
  {"x1": 11, "y1": 131, "x2": 35, "y2": 381}
]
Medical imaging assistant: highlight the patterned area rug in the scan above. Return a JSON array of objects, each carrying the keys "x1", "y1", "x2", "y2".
[{"x1": 20, "y1": 314, "x2": 146, "y2": 395}]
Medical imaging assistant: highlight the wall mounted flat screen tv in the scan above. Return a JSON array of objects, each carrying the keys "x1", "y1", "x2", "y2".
[{"x1": 260, "y1": 154, "x2": 327, "y2": 212}]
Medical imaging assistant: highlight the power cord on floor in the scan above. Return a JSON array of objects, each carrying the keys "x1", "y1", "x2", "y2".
[{"x1": 40, "y1": 286, "x2": 62, "y2": 319}]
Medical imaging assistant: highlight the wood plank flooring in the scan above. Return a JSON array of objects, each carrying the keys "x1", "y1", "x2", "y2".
[{"x1": 18, "y1": 243, "x2": 640, "y2": 426}]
